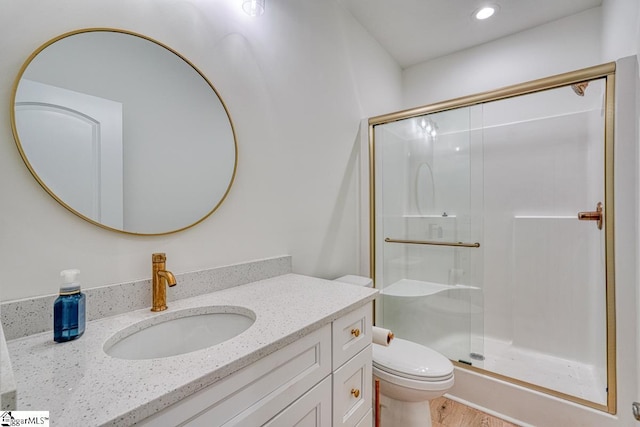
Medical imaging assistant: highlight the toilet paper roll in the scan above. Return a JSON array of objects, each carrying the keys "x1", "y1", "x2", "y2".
[{"x1": 372, "y1": 326, "x2": 394, "y2": 346}]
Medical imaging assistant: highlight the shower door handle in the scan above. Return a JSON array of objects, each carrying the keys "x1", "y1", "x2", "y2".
[{"x1": 578, "y1": 202, "x2": 603, "y2": 230}]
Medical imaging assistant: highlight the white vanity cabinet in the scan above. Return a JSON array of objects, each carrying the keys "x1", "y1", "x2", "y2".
[
  {"x1": 138, "y1": 302, "x2": 373, "y2": 427},
  {"x1": 331, "y1": 303, "x2": 373, "y2": 427}
]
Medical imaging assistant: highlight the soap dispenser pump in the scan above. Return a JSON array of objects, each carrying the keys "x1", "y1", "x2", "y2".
[{"x1": 53, "y1": 269, "x2": 86, "y2": 342}]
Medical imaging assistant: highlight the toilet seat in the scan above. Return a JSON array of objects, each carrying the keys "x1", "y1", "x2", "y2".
[
  {"x1": 373, "y1": 364, "x2": 454, "y2": 395},
  {"x1": 373, "y1": 338, "x2": 454, "y2": 382}
]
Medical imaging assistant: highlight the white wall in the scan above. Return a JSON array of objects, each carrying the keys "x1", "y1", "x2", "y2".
[
  {"x1": 402, "y1": 8, "x2": 603, "y2": 109},
  {"x1": 601, "y1": 0, "x2": 640, "y2": 412},
  {"x1": 0, "y1": 0, "x2": 402, "y2": 301},
  {"x1": 601, "y1": 0, "x2": 639, "y2": 63}
]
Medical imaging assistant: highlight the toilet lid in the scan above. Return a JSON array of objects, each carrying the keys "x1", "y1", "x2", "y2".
[{"x1": 373, "y1": 338, "x2": 454, "y2": 381}]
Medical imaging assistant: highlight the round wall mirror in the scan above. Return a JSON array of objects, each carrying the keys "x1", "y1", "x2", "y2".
[{"x1": 11, "y1": 28, "x2": 237, "y2": 235}]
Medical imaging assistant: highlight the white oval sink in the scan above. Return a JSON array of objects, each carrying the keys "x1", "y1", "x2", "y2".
[{"x1": 104, "y1": 306, "x2": 255, "y2": 360}]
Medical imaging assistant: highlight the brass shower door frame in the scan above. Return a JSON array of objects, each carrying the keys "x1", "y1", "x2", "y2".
[{"x1": 368, "y1": 62, "x2": 617, "y2": 414}]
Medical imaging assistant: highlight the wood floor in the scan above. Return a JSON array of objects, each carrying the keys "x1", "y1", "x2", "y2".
[{"x1": 430, "y1": 397, "x2": 521, "y2": 427}]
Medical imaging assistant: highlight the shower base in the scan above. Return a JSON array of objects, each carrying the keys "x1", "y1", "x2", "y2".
[
  {"x1": 379, "y1": 278, "x2": 607, "y2": 405},
  {"x1": 439, "y1": 335, "x2": 607, "y2": 405}
]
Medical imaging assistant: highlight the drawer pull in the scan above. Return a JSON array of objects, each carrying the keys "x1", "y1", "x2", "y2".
[
  {"x1": 351, "y1": 388, "x2": 361, "y2": 398},
  {"x1": 351, "y1": 328, "x2": 361, "y2": 337}
]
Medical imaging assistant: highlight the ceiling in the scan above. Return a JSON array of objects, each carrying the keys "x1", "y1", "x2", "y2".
[{"x1": 340, "y1": 0, "x2": 603, "y2": 69}]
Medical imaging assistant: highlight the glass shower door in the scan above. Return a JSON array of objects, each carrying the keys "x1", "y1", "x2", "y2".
[
  {"x1": 373, "y1": 107, "x2": 484, "y2": 365},
  {"x1": 370, "y1": 67, "x2": 615, "y2": 411}
]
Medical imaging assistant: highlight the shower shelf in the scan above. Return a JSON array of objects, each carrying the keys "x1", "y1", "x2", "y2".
[{"x1": 381, "y1": 279, "x2": 480, "y2": 298}]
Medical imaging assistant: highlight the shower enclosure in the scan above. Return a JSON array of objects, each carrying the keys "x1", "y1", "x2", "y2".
[{"x1": 369, "y1": 63, "x2": 616, "y2": 413}]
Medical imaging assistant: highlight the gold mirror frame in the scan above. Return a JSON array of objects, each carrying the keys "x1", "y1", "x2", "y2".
[
  {"x1": 368, "y1": 62, "x2": 617, "y2": 414},
  {"x1": 10, "y1": 28, "x2": 238, "y2": 236}
]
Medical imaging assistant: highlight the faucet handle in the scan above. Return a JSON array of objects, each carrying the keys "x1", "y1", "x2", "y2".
[{"x1": 152, "y1": 253, "x2": 166, "y2": 263}]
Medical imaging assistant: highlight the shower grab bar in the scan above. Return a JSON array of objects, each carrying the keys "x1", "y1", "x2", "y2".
[{"x1": 384, "y1": 237, "x2": 480, "y2": 248}]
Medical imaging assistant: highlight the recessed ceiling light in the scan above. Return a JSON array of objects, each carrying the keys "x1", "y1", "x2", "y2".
[
  {"x1": 474, "y1": 5, "x2": 497, "y2": 20},
  {"x1": 243, "y1": 0, "x2": 265, "y2": 17}
]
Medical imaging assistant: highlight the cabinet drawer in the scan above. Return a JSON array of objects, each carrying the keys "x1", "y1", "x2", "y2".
[
  {"x1": 263, "y1": 376, "x2": 332, "y2": 427},
  {"x1": 139, "y1": 324, "x2": 331, "y2": 427},
  {"x1": 332, "y1": 345, "x2": 372, "y2": 427},
  {"x1": 332, "y1": 302, "x2": 372, "y2": 368}
]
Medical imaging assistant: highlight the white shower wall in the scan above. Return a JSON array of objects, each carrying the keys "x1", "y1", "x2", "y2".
[{"x1": 480, "y1": 85, "x2": 606, "y2": 376}]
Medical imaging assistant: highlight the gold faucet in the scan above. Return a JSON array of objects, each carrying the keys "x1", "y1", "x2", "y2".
[{"x1": 151, "y1": 253, "x2": 177, "y2": 312}]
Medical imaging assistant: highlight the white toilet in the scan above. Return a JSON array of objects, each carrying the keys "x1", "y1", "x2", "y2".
[
  {"x1": 373, "y1": 338, "x2": 454, "y2": 426},
  {"x1": 335, "y1": 275, "x2": 455, "y2": 427}
]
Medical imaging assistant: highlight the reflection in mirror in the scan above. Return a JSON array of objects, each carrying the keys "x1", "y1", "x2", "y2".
[{"x1": 11, "y1": 29, "x2": 237, "y2": 235}]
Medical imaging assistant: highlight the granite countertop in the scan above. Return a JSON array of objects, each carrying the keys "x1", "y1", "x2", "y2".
[
  {"x1": 7, "y1": 273, "x2": 377, "y2": 426},
  {"x1": 1, "y1": 321, "x2": 16, "y2": 410}
]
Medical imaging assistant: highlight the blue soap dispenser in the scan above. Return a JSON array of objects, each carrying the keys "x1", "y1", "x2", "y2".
[{"x1": 53, "y1": 269, "x2": 86, "y2": 342}]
